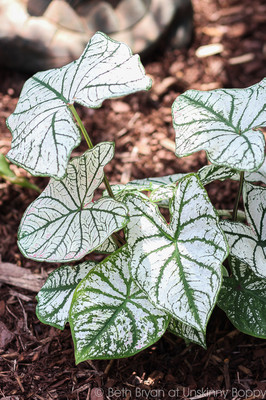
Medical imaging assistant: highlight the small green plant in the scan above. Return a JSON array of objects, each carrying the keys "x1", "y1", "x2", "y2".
[
  {"x1": 6, "y1": 32, "x2": 266, "y2": 363},
  {"x1": 0, "y1": 152, "x2": 40, "y2": 192}
]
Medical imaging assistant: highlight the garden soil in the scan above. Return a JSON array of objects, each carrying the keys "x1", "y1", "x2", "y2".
[{"x1": 0, "y1": 0, "x2": 266, "y2": 398}]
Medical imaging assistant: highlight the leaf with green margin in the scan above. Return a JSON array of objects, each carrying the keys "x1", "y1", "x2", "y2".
[
  {"x1": 109, "y1": 173, "x2": 187, "y2": 202},
  {"x1": 7, "y1": 32, "x2": 151, "y2": 178},
  {"x1": 172, "y1": 79, "x2": 266, "y2": 172},
  {"x1": 218, "y1": 257, "x2": 266, "y2": 338},
  {"x1": 168, "y1": 319, "x2": 206, "y2": 348},
  {"x1": 18, "y1": 142, "x2": 128, "y2": 262},
  {"x1": 149, "y1": 184, "x2": 176, "y2": 207},
  {"x1": 198, "y1": 158, "x2": 266, "y2": 186},
  {"x1": 220, "y1": 183, "x2": 266, "y2": 278},
  {"x1": 69, "y1": 246, "x2": 170, "y2": 362},
  {"x1": 0, "y1": 152, "x2": 40, "y2": 192},
  {"x1": 125, "y1": 174, "x2": 228, "y2": 332},
  {"x1": 36, "y1": 261, "x2": 96, "y2": 329}
]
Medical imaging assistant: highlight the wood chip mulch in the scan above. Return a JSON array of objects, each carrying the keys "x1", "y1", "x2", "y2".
[{"x1": 0, "y1": 0, "x2": 266, "y2": 398}]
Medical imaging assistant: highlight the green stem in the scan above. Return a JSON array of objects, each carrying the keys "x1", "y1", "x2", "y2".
[
  {"x1": 217, "y1": 209, "x2": 246, "y2": 222},
  {"x1": 68, "y1": 104, "x2": 115, "y2": 198},
  {"x1": 232, "y1": 171, "x2": 244, "y2": 222},
  {"x1": 68, "y1": 103, "x2": 126, "y2": 247}
]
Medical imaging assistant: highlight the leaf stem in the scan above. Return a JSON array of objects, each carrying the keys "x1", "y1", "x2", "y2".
[
  {"x1": 217, "y1": 209, "x2": 245, "y2": 222},
  {"x1": 68, "y1": 104, "x2": 115, "y2": 198},
  {"x1": 232, "y1": 171, "x2": 244, "y2": 222},
  {"x1": 68, "y1": 103, "x2": 126, "y2": 247}
]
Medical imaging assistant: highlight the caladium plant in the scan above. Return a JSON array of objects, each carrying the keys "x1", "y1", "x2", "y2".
[{"x1": 6, "y1": 31, "x2": 266, "y2": 363}]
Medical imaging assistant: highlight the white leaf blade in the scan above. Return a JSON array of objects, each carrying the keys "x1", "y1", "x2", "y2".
[
  {"x1": 168, "y1": 319, "x2": 206, "y2": 348},
  {"x1": 69, "y1": 246, "x2": 169, "y2": 362},
  {"x1": 18, "y1": 143, "x2": 128, "y2": 262},
  {"x1": 218, "y1": 257, "x2": 266, "y2": 338},
  {"x1": 220, "y1": 183, "x2": 266, "y2": 278},
  {"x1": 36, "y1": 262, "x2": 96, "y2": 329},
  {"x1": 125, "y1": 174, "x2": 228, "y2": 332},
  {"x1": 172, "y1": 79, "x2": 266, "y2": 171},
  {"x1": 7, "y1": 32, "x2": 151, "y2": 178}
]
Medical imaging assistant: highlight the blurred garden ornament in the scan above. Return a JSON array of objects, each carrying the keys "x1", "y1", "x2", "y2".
[{"x1": 0, "y1": 0, "x2": 193, "y2": 72}]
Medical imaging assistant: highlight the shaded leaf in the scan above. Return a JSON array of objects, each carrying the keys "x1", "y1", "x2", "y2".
[
  {"x1": 18, "y1": 142, "x2": 128, "y2": 262},
  {"x1": 168, "y1": 319, "x2": 206, "y2": 348},
  {"x1": 218, "y1": 257, "x2": 266, "y2": 338}
]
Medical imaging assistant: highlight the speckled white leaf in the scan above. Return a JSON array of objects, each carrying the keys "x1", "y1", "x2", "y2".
[
  {"x1": 198, "y1": 165, "x2": 238, "y2": 185},
  {"x1": 220, "y1": 183, "x2": 266, "y2": 278},
  {"x1": 125, "y1": 174, "x2": 228, "y2": 332},
  {"x1": 218, "y1": 257, "x2": 266, "y2": 338},
  {"x1": 149, "y1": 184, "x2": 176, "y2": 207},
  {"x1": 69, "y1": 246, "x2": 170, "y2": 362},
  {"x1": 109, "y1": 173, "x2": 186, "y2": 202},
  {"x1": 7, "y1": 32, "x2": 151, "y2": 178},
  {"x1": 18, "y1": 143, "x2": 128, "y2": 262},
  {"x1": 94, "y1": 236, "x2": 118, "y2": 253},
  {"x1": 172, "y1": 79, "x2": 266, "y2": 171},
  {"x1": 198, "y1": 159, "x2": 266, "y2": 186},
  {"x1": 36, "y1": 262, "x2": 96, "y2": 329},
  {"x1": 168, "y1": 319, "x2": 206, "y2": 348}
]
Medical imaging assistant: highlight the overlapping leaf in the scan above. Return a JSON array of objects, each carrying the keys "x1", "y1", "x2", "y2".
[
  {"x1": 125, "y1": 174, "x2": 228, "y2": 332},
  {"x1": 37, "y1": 262, "x2": 96, "y2": 329},
  {"x1": 220, "y1": 183, "x2": 266, "y2": 278},
  {"x1": 198, "y1": 159, "x2": 266, "y2": 186},
  {"x1": 69, "y1": 246, "x2": 170, "y2": 362},
  {"x1": 172, "y1": 79, "x2": 266, "y2": 171},
  {"x1": 168, "y1": 319, "x2": 206, "y2": 348},
  {"x1": 18, "y1": 143, "x2": 128, "y2": 262},
  {"x1": 218, "y1": 257, "x2": 266, "y2": 338},
  {"x1": 7, "y1": 32, "x2": 152, "y2": 178},
  {"x1": 109, "y1": 173, "x2": 186, "y2": 203}
]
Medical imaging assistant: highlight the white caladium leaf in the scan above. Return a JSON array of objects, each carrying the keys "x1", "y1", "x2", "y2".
[
  {"x1": 168, "y1": 319, "x2": 206, "y2": 348},
  {"x1": 218, "y1": 257, "x2": 266, "y2": 338},
  {"x1": 36, "y1": 262, "x2": 96, "y2": 329},
  {"x1": 94, "y1": 236, "x2": 117, "y2": 254},
  {"x1": 18, "y1": 143, "x2": 128, "y2": 262},
  {"x1": 220, "y1": 183, "x2": 266, "y2": 278},
  {"x1": 149, "y1": 184, "x2": 176, "y2": 207},
  {"x1": 172, "y1": 79, "x2": 266, "y2": 171},
  {"x1": 125, "y1": 174, "x2": 228, "y2": 332},
  {"x1": 198, "y1": 159, "x2": 266, "y2": 186},
  {"x1": 245, "y1": 158, "x2": 266, "y2": 184},
  {"x1": 7, "y1": 32, "x2": 151, "y2": 178},
  {"x1": 69, "y1": 246, "x2": 170, "y2": 362},
  {"x1": 198, "y1": 165, "x2": 238, "y2": 185},
  {"x1": 109, "y1": 173, "x2": 186, "y2": 202}
]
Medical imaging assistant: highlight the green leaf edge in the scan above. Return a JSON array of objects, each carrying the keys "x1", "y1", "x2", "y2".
[
  {"x1": 69, "y1": 246, "x2": 171, "y2": 364},
  {"x1": 125, "y1": 173, "x2": 229, "y2": 334}
]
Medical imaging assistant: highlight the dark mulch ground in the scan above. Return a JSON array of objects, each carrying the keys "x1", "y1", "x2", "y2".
[{"x1": 0, "y1": 0, "x2": 266, "y2": 398}]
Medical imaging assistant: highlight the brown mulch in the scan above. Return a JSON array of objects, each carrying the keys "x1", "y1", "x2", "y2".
[{"x1": 0, "y1": 0, "x2": 266, "y2": 398}]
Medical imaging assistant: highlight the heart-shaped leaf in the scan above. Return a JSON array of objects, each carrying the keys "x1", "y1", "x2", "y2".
[
  {"x1": 36, "y1": 261, "x2": 96, "y2": 329},
  {"x1": 18, "y1": 142, "x2": 128, "y2": 262},
  {"x1": 220, "y1": 183, "x2": 266, "y2": 278},
  {"x1": 218, "y1": 257, "x2": 266, "y2": 338},
  {"x1": 168, "y1": 319, "x2": 206, "y2": 348},
  {"x1": 125, "y1": 174, "x2": 228, "y2": 332},
  {"x1": 172, "y1": 79, "x2": 266, "y2": 171},
  {"x1": 69, "y1": 246, "x2": 170, "y2": 362},
  {"x1": 7, "y1": 32, "x2": 151, "y2": 178}
]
